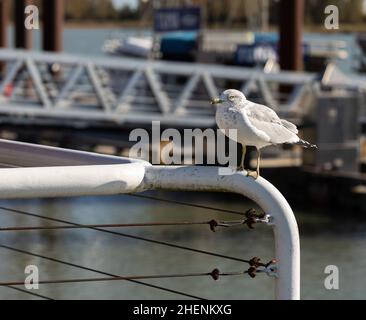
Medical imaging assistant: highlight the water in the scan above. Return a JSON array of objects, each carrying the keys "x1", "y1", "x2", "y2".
[
  {"x1": 0, "y1": 192, "x2": 365, "y2": 300},
  {"x1": 6, "y1": 27, "x2": 152, "y2": 57},
  {"x1": 5, "y1": 27, "x2": 359, "y2": 73}
]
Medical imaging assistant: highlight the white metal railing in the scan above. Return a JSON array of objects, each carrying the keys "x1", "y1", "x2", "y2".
[
  {"x1": 0, "y1": 50, "x2": 365, "y2": 129},
  {"x1": 0, "y1": 139, "x2": 300, "y2": 299},
  {"x1": 0, "y1": 49, "x2": 316, "y2": 127}
]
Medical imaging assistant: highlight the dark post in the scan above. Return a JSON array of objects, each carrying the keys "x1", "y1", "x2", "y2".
[
  {"x1": 279, "y1": 0, "x2": 304, "y2": 71},
  {"x1": 279, "y1": 0, "x2": 316, "y2": 165},
  {"x1": 14, "y1": 0, "x2": 32, "y2": 49},
  {"x1": 42, "y1": 0, "x2": 63, "y2": 52},
  {"x1": 0, "y1": 0, "x2": 8, "y2": 48},
  {"x1": 0, "y1": 0, "x2": 9, "y2": 75}
]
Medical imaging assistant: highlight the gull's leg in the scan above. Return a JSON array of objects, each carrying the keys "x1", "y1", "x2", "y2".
[
  {"x1": 247, "y1": 148, "x2": 260, "y2": 179},
  {"x1": 237, "y1": 145, "x2": 246, "y2": 171}
]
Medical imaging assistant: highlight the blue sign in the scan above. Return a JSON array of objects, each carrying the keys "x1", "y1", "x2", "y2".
[
  {"x1": 236, "y1": 43, "x2": 277, "y2": 66},
  {"x1": 235, "y1": 42, "x2": 311, "y2": 66},
  {"x1": 154, "y1": 7, "x2": 201, "y2": 32}
]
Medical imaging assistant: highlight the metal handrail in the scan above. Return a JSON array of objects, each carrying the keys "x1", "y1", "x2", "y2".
[
  {"x1": 0, "y1": 49, "x2": 317, "y2": 127},
  {"x1": 0, "y1": 139, "x2": 300, "y2": 300}
]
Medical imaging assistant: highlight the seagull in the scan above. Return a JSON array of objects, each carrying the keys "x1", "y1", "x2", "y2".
[{"x1": 211, "y1": 89, "x2": 316, "y2": 179}]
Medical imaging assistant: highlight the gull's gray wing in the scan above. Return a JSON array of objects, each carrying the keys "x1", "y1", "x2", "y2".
[
  {"x1": 244, "y1": 102, "x2": 299, "y2": 144},
  {"x1": 280, "y1": 119, "x2": 298, "y2": 134}
]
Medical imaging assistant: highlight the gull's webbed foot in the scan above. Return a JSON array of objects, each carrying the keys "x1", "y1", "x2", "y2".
[
  {"x1": 246, "y1": 170, "x2": 259, "y2": 179},
  {"x1": 237, "y1": 165, "x2": 245, "y2": 172}
]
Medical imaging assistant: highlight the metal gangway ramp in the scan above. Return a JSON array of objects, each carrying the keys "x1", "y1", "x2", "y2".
[{"x1": 0, "y1": 49, "x2": 318, "y2": 128}]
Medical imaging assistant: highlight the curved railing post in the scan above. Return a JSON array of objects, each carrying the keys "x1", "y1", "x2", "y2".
[{"x1": 142, "y1": 166, "x2": 300, "y2": 300}]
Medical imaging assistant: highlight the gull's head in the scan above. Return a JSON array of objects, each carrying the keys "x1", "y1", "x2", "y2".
[{"x1": 211, "y1": 89, "x2": 246, "y2": 105}]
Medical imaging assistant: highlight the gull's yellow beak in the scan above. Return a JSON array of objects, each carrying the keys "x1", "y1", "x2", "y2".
[{"x1": 210, "y1": 97, "x2": 223, "y2": 105}]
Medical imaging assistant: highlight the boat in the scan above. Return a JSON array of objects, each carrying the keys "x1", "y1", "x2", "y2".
[{"x1": 102, "y1": 36, "x2": 153, "y2": 58}]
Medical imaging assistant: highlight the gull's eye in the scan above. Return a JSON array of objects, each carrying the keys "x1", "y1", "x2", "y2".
[{"x1": 229, "y1": 95, "x2": 235, "y2": 101}]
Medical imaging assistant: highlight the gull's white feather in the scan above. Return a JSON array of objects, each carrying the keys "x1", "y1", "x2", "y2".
[
  {"x1": 215, "y1": 89, "x2": 314, "y2": 149},
  {"x1": 244, "y1": 102, "x2": 300, "y2": 145}
]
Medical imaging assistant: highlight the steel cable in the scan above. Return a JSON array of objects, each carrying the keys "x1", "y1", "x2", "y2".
[
  {"x1": 0, "y1": 269, "x2": 254, "y2": 287},
  {"x1": 0, "y1": 219, "x2": 247, "y2": 232},
  {"x1": 0, "y1": 243, "x2": 205, "y2": 300},
  {"x1": 0, "y1": 206, "x2": 254, "y2": 264},
  {"x1": 0, "y1": 193, "x2": 267, "y2": 299},
  {"x1": 128, "y1": 194, "x2": 246, "y2": 216},
  {"x1": 5, "y1": 285, "x2": 53, "y2": 300}
]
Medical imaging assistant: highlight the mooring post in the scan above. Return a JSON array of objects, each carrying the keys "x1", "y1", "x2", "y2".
[
  {"x1": 14, "y1": 0, "x2": 32, "y2": 49},
  {"x1": 0, "y1": 0, "x2": 9, "y2": 75},
  {"x1": 279, "y1": 0, "x2": 304, "y2": 71},
  {"x1": 42, "y1": 0, "x2": 63, "y2": 52},
  {"x1": 0, "y1": 0, "x2": 8, "y2": 49}
]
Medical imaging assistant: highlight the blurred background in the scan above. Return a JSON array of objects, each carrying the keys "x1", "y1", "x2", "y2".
[{"x1": 0, "y1": 0, "x2": 366, "y2": 300}]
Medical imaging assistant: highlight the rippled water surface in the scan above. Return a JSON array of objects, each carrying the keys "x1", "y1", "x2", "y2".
[{"x1": 0, "y1": 192, "x2": 364, "y2": 300}]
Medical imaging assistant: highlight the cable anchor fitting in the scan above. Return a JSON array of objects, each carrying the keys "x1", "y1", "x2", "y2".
[
  {"x1": 243, "y1": 208, "x2": 272, "y2": 229},
  {"x1": 247, "y1": 257, "x2": 277, "y2": 278},
  {"x1": 210, "y1": 268, "x2": 220, "y2": 280},
  {"x1": 208, "y1": 209, "x2": 272, "y2": 232},
  {"x1": 262, "y1": 260, "x2": 278, "y2": 278}
]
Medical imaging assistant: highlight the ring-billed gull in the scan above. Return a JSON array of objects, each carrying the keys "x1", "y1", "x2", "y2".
[{"x1": 211, "y1": 89, "x2": 316, "y2": 179}]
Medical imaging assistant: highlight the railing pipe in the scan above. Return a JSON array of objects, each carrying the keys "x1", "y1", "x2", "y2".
[
  {"x1": 0, "y1": 163, "x2": 146, "y2": 198},
  {"x1": 0, "y1": 162, "x2": 300, "y2": 300}
]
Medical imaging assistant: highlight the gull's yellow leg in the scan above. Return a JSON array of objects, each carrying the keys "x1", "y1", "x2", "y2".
[
  {"x1": 247, "y1": 148, "x2": 260, "y2": 179},
  {"x1": 256, "y1": 149, "x2": 261, "y2": 177},
  {"x1": 237, "y1": 145, "x2": 246, "y2": 171}
]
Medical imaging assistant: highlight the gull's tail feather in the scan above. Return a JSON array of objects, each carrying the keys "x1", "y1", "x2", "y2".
[{"x1": 295, "y1": 139, "x2": 317, "y2": 149}]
